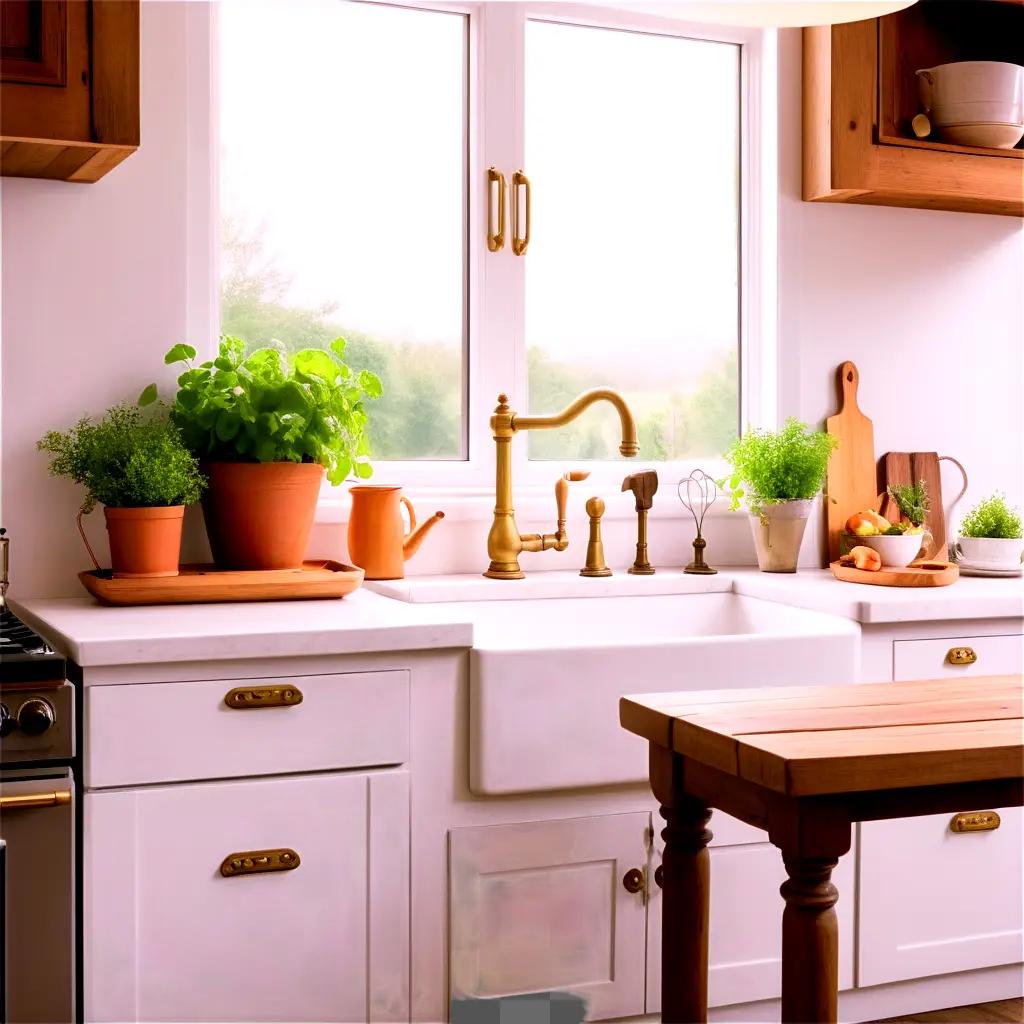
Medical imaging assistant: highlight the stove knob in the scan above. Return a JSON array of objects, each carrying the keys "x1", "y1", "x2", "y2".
[
  {"x1": 0, "y1": 702, "x2": 14, "y2": 737},
  {"x1": 17, "y1": 698, "x2": 55, "y2": 736}
]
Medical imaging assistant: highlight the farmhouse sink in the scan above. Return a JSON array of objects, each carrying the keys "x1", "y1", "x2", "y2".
[{"x1": 468, "y1": 592, "x2": 859, "y2": 794}]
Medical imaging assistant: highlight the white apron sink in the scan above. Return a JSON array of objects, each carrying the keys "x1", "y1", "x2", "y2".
[{"x1": 469, "y1": 593, "x2": 859, "y2": 795}]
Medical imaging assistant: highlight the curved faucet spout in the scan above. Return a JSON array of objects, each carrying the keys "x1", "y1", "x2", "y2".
[{"x1": 512, "y1": 388, "x2": 639, "y2": 457}]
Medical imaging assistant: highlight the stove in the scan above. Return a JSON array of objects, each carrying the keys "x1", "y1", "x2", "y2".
[{"x1": 0, "y1": 528, "x2": 77, "y2": 1024}]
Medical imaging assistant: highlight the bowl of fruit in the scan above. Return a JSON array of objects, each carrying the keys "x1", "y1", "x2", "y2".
[{"x1": 844, "y1": 483, "x2": 931, "y2": 568}]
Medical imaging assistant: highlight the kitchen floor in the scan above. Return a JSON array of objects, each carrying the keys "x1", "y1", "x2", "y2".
[{"x1": 874, "y1": 998, "x2": 1023, "y2": 1023}]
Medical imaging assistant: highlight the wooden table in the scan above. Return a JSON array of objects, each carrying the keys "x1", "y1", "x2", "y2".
[{"x1": 620, "y1": 675, "x2": 1024, "y2": 1024}]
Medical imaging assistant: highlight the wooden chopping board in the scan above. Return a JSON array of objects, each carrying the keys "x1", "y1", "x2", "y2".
[
  {"x1": 825, "y1": 361, "x2": 881, "y2": 563},
  {"x1": 881, "y1": 452, "x2": 947, "y2": 561},
  {"x1": 830, "y1": 560, "x2": 959, "y2": 588}
]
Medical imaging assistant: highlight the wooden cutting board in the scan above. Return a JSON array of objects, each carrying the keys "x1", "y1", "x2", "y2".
[
  {"x1": 825, "y1": 361, "x2": 880, "y2": 563},
  {"x1": 882, "y1": 452, "x2": 946, "y2": 561},
  {"x1": 830, "y1": 560, "x2": 959, "y2": 588}
]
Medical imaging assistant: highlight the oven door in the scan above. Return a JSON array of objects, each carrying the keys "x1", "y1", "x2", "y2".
[{"x1": 0, "y1": 769, "x2": 75, "y2": 1024}]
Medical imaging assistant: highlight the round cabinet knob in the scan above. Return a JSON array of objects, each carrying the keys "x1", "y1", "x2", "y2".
[
  {"x1": 0, "y1": 702, "x2": 15, "y2": 737},
  {"x1": 18, "y1": 698, "x2": 55, "y2": 736}
]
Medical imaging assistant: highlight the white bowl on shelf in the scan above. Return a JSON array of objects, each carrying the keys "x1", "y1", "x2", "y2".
[
  {"x1": 917, "y1": 61, "x2": 1024, "y2": 149},
  {"x1": 861, "y1": 533, "x2": 926, "y2": 568}
]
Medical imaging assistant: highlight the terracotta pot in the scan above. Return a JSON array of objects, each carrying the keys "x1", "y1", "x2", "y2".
[
  {"x1": 749, "y1": 498, "x2": 813, "y2": 573},
  {"x1": 202, "y1": 462, "x2": 323, "y2": 570},
  {"x1": 347, "y1": 485, "x2": 445, "y2": 580},
  {"x1": 104, "y1": 506, "x2": 184, "y2": 578}
]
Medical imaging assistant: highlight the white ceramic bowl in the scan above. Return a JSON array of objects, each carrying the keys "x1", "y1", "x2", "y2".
[
  {"x1": 917, "y1": 61, "x2": 1024, "y2": 122},
  {"x1": 956, "y1": 536, "x2": 1024, "y2": 570},
  {"x1": 935, "y1": 122, "x2": 1024, "y2": 149},
  {"x1": 861, "y1": 533, "x2": 925, "y2": 568}
]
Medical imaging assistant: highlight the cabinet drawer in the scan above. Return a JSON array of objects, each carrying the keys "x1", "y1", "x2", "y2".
[
  {"x1": 85, "y1": 670, "x2": 409, "y2": 787},
  {"x1": 893, "y1": 634, "x2": 1023, "y2": 681},
  {"x1": 85, "y1": 770, "x2": 409, "y2": 1022},
  {"x1": 860, "y1": 809, "x2": 1024, "y2": 985}
]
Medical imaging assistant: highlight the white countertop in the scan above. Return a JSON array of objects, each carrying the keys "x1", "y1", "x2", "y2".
[
  {"x1": 12, "y1": 566, "x2": 1022, "y2": 669},
  {"x1": 10, "y1": 588, "x2": 474, "y2": 668}
]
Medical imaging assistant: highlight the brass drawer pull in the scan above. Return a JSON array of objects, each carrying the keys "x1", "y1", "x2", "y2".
[
  {"x1": 0, "y1": 790, "x2": 71, "y2": 811},
  {"x1": 486, "y1": 167, "x2": 506, "y2": 252},
  {"x1": 511, "y1": 169, "x2": 531, "y2": 256},
  {"x1": 946, "y1": 647, "x2": 977, "y2": 666},
  {"x1": 220, "y1": 848, "x2": 301, "y2": 877},
  {"x1": 224, "y1": 685, "x2": 303, "y2": 709},
  {"x1": 950, "y1": 811, "x2": 1000, "y2": 834}
]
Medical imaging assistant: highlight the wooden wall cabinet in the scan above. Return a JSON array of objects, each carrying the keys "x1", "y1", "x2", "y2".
[
  {"x1": 804, "y1": 3, "x2": 1024, "y2": 216},
  {"x1": 1, "y1": 0, "x2": 139, "y2": 183}
]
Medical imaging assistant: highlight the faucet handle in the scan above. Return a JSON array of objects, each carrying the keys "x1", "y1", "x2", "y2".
[
  {"x1": 555, "y1": 470, "x2": 590, "y2": 525},
  {"x1": 622, "y1": 470, "x2": 659, "y2": 511}
]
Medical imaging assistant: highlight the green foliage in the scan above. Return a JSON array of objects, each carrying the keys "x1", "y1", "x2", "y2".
[
  {"x1": 156, "y1": 337, "x2": 381, "y2": 486},
  {"x1": 37, "y1": 405, "x2": 205, "y2": 514},
  {"x1": 722, "y1": 418, "x2": 837, "y2": 514},
  {"x1": 886, "y1": 480, "x2": 930, "y2": 527},
  {"x1": 959, "y1": 494, "x2": 1023, "y2": 539},
  {"x1": 883, "y1": 522, "x2": 909, "y2": 535}
]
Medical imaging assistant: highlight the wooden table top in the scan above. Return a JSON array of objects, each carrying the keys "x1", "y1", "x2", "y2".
[{"x1": 620, "y1": 675, "x2": 1024, "y2": 797}]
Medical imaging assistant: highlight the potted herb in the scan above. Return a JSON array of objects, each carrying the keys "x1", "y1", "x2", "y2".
[
  {"x1": 37, "y1": 405, "x2": 205, "y2": 578},
  {"x1": 956, "y1": 493, "x2": 1023, "y2": 570},
  {"x1": 148, "y1": 337, "x2": 382, "y2": 570},
  {"x1": 723, "y1": 419, "x2": 837, "y2": 573}
]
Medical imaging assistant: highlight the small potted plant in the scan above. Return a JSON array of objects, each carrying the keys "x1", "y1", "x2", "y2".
[
  {"x1": 148, "y1": 337, "x2": 382, "y2": 570},
  {"x1": 38, "y1": 405, "x2": 205, "y2": 577},
  {"x1": 956, "y1": 494, "x2": 1023, "y2": 570},
  {"x1": 723, "y1": 419, "x2": 837, "y2": 573}
]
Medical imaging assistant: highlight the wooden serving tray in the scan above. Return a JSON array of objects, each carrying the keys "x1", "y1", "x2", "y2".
[
  {"x1": 79, "y1": 560, "x2": 364, "y2": 606},
  {"x1": 829, "y1": 560, "x2": 958, "y2": 588}
]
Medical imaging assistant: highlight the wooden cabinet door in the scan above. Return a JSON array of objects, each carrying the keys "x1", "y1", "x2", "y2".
[
  {"x1": 646, "y1": 834, "x2": 856, "y2": 1010},
  {"x1": 84, "y1": 770, "x2": 409, "y2": 1023},
  {"x1": 1, "y1": 0, "x2": 67, "y2": 85},
  {"x1": 449, "y1": 813, "x2": 649, "y2": 1021},
  {"x1": 860, "y1": 810, "x2": 1024, "y2": 985}
]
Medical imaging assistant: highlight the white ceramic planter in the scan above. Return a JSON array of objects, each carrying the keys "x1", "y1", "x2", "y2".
[
  {"x1": 955, "y1": 536, "x2": 1024, "y2": 570},
  {"x1": 749, "y1": 499, "x2": 813, "y2": 574}
]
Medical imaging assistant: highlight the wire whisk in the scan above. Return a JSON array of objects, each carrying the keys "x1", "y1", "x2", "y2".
[{"x1": 678, "y1": 469, "x2": 718, "y2": 575}]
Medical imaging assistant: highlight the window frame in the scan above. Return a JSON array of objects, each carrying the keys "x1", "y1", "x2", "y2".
[{"x1": 204, "y1": 1, "x2": 778, "y2": 513}]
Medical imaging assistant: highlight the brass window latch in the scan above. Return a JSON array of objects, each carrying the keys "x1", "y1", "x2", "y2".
[
  {"x1": 623, "y1": 471, "x2": 659, "y2": 575},
  {"x1": 580, "y1": 497, "x2": 611, "y2": 578}
]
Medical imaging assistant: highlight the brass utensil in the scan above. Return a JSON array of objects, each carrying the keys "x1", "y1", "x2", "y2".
[
  {"x1": 622, "y1": 471, "x2": 658, "y2": 575},
  {"x1": 580, "y1": 497, "x2": 611, "y2": 577},
  {"x1": 678, "y1": 469, "x2": 718, "y2": 575}
]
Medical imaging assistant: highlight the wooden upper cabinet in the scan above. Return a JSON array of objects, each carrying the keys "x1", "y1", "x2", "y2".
[
  {"x1": 1, "y1": 0, "x2": 139, "y2": 183},
  {"x1": 804, "y1": 1, "x2": 1024, "y2": 216}
]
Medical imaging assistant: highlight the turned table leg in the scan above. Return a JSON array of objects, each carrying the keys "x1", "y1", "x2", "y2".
[
  {"x1": 660, "y1": 796, "x2": 713, "y2": 1024},
  {"x1": 780, "y1": 855, "x2": 840, "y2": 1024}
]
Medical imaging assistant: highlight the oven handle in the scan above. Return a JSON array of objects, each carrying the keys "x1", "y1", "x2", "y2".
[{"x1": 0, "y1": 791, "x2": 71, "y2": 811}]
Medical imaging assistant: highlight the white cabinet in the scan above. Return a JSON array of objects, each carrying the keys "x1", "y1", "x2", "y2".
[
  {"x1": 860, "y1": 809, "x2": 1024, "y2": 985},
  {"x1": 449, "y1": 813, "x2": 649, "y2": 1021},
  {"x1": 85, "y1": 769, "x2": 409, "y2": 1023},
  {"x1": 893, "y1": 634, "x2": 1023, "y2": 682}
]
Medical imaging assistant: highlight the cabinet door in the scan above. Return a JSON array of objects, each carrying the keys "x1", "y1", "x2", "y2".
[
  {"x1": 646, "y1": 837, "x2": 855, "y2": 1010},
  {"x1": 860, "y1": 810, "x2": 1024, "y2": 985},
  {"x1": 85, "y1": 770, "x2": 408, "y2": 1023},
  {"x1": 449, "y1": 813, "x2": 649, "y2": 1021}
]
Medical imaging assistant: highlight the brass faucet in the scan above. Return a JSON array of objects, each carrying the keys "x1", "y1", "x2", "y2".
[{"x1": 484, "y1": 390, "x2": 639, "y2": 579}]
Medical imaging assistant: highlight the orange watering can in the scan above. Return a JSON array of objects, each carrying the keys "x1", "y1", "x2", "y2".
[{"x1": 347, "y1": 486, "x2": 445, "y2": 580}]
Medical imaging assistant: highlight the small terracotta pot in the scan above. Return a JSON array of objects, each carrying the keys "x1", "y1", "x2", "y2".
[
  {"x1": 104, "y1": 506, "x2": 185, "y2": 578},
  {"x1": 202, "y1": 462, "x2": 324, "y2": 570}
]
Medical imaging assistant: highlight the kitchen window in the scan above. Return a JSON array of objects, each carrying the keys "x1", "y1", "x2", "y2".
[{"x1": 215, "y1": 1, "x2": 775, "y2": 489}]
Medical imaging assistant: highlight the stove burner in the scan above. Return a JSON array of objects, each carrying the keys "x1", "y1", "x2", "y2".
[{"x1": 0, "y1": 609, "x2": 66, "y2": 685}]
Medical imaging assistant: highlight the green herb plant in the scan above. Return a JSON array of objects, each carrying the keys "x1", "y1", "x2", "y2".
[
  {"x1": 722, "y1": 419, "x2": 838, "y2": 514},
  {"x1": 38, "y1": 404, "x2": 205, "y2": 514},
  {"x1": 145, "y1": 337, "x2": 382, "y2": 486},
  {"x1": 959, "y1": 494, "x2": 1023, "y2": 539},
  {"x1": 886, "y1": 480, "x2": 930, "y2": 528}
]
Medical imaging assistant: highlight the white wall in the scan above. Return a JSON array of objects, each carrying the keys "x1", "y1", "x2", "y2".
[{"x1": 1, "y1": 17, "x2": 1021, "y2": 597}]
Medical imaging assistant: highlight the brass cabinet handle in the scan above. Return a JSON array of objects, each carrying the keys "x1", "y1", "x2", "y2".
[
  {"x1": 224, "y1": 685, "x2": 303, "y2": 709},
  {"x1": 946, "y1": 647, "x2": 977, "y2": 666},
  {"x1": 950, "y1": 811, "x2": 1000, "y2": 834},
  {"x1": 0, "y1": 790, "x2": 71, "y2": 811},
  {"x1": 511, "y1": 169, "x2": 531, "y2": 256},
  {"x1": 622, "y1": 867, "x2": 645, "y2": 894},
  {"x1": 487, "y1": 167, "x2": 506, "y2": 252},
  {"x1": 220, "y1": 848, "x2": 301, "y2": 877}
]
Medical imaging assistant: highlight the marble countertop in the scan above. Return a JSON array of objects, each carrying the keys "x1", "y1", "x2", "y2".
[{"x1": 12, "y1": 566, "x2": 1021, "y2": 669}]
